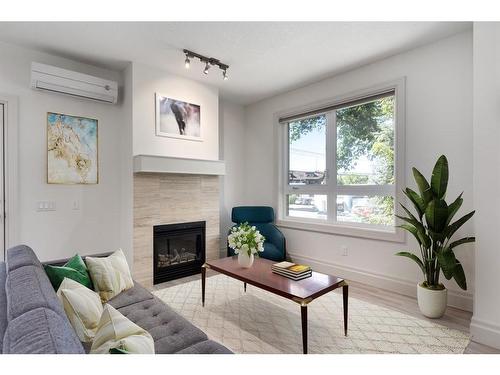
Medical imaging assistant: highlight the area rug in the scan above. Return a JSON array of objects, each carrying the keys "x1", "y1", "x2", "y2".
[{"x1": 152, "y1": 274, "x2": 470, "y2": 354}]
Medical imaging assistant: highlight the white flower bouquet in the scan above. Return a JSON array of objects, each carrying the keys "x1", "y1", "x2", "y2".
[{"x1": 228, "y1": 222, "x2": 265, "y2": 257}]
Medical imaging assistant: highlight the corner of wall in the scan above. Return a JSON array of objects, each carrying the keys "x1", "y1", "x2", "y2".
[{"x1": 470, "y1": 317, "x2": 500, "y2": 350}]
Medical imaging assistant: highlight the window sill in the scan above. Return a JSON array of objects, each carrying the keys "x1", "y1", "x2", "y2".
[{"x1": 275, "y1": 219, "x2": 405, "y2": 243}]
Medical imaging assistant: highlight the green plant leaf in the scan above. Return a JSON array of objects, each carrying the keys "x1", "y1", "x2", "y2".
[
  {"x1": 436, "y1": 248, "x2": 457, "y2": 280},
  {"x1": 436, "y1": 249, "x2": 468, "y2": 290},
  {"x1": 395, "y1": 252, "x2": 425, "y2": 275},
  {"x1": 396, "y1": 214, "x2": 420, "y2": 228},
  {"x1": 445, "y1": 211, "x2": 475, "y2": 240},
  {"x1": 427, "y1": 228, "x2": 446, "y2": 243},
  {"x1": 399, "y1": 203, "x2": 420, "y2": 225},
  {"x1": 398, "y1": 224, "x2": 422, "y2": 245},
  {"x1": 416, "y1": 230, "x2": 431, "y2": 249},
  {"x1": 431, "y1": 155, "x2": 449, "y2": 199},
  {"x1": 403, "y1": 188, "x2": 426, "y2": 218},
  {"x1": 412, "y1": 167, "x2": 433, "y2": 203},
  {"x1": 446, "y1": 193, "x2": 463, "y2": 226},
  {"x1": 449, "y1": 237, "x2": 475, "y2": 249},
  {"x1": 424, "y1": 199, "x2": 449, "y2": 232},
  {"x1": 453, "y1": 261, "x2": 467, "y2": 290},
  {"x1": 396, "y1": 214, "x2": 429, "y2": 247}
]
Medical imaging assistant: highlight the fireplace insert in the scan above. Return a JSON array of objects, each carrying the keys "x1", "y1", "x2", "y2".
[{"x1": 153, "y1": 221, "x2": 206, "y2": 284}]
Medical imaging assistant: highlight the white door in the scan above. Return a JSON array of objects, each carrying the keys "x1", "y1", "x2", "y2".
[{"x1": 0, "y1": 103, "x2": 4, "y2": 259}]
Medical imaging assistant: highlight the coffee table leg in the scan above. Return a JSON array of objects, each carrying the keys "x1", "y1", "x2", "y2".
[
  {"x1": 244, "y1": 282, "x2": 247, "y2": 292},
  {"x1": 301, "y1": 305, "x2": 308, "y2": 354},
  {"x1": 343, "y1": 283, "x2": 348, "y2": 336},
  {"x1": 201, "y1": 264, "x2": 206, "y2": 307}
]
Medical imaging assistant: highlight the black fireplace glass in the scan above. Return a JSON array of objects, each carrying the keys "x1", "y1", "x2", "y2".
[{"x1": 153, "y1": 221, "x2": 206, "y2": 284}]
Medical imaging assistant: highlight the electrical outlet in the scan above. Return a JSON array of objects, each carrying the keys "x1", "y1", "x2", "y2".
[
  {"x1": 341, "y1": 245, "x2": 348, "y2": 256},
  {"x1": 72, "y1": 200, "x2": 80, "y2": 210}
]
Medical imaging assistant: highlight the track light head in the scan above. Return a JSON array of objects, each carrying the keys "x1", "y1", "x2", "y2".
[
  {"x1": 223, "y1": 69, "x2": 228, "y2": 81},
  {"x1": 203, "y1": 62, "x2": 210, "y2": 75},
  {"x1": 184, "y1": 54, "x2": 190, "y2": 69}
]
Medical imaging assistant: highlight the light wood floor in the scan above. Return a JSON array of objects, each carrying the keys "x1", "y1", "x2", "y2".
[{"x1": 153, "y1": 270, "x2": 500, "y2": 354}]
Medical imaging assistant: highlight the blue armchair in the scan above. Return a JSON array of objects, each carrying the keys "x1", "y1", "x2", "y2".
[{"x1": 227, "y1": 206, "x2": 286, "y2": 262}]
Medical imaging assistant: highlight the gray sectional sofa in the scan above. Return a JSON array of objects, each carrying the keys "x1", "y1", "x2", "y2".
[{"x1": 0, "y1": 245, "x2": 231, "y2": 354}]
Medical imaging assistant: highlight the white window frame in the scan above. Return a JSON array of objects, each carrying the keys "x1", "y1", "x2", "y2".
[{"x1": 276, "y1": 78, "x2": 406, "y2": 242}]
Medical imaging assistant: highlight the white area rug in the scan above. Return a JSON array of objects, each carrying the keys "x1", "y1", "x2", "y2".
[{"x1": 153, "y1": 274, "x2": 470, "y2": 354}]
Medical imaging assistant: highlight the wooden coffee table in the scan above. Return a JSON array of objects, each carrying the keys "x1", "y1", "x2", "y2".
[{"x1": 201, "y1": 256, "x2": 348, "y2": 354}]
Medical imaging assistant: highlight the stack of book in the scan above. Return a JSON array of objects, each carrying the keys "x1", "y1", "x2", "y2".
[{"x1": 272, "y1": 261, "x2": 312, "y2": 280}]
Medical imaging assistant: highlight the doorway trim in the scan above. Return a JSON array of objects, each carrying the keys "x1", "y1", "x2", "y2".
[{"x1": 0, "y1": 93, "x2": 19, "y2": 259}]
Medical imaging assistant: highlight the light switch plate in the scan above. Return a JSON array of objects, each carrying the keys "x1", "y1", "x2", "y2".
[{"x1": 37, "y1": 201, "x2": 56, "y2": 212}]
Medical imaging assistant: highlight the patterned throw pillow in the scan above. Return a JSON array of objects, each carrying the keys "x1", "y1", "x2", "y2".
[
  {"x1": 57, "y1": 277, "x2": 103, "y2": 342},
  {"x1": 45, "y1": 253, "x2": 93, "y2": 290},
  {"x1": 85, "y1": 249, "x2": 134, "y2": 302},
  {"x1": 90, "y1": 304, "x2": 154, "y2": 354}
]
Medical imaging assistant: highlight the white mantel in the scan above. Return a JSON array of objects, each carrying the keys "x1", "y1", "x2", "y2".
[{"x1": 133, "y1": 154, "x2": 226, "y2": 175}]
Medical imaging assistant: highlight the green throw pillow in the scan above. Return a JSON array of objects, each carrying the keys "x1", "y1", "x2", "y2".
[{"x1": 44, "y1": 254, "x2": 94, "y2": 291}]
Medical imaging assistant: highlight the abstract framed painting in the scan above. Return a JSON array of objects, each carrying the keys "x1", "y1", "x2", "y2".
[
  {"x1": 47, "y1": 112, "x2": 98, "y2": 184},
  {"x1": 155, "y1": 93, "x2": 202, "y2": 141}
]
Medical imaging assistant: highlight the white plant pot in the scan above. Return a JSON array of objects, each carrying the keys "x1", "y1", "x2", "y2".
[
  {"x1": 237, "y1": 251, "x2": 254, "y2": 268},
  {"x1": 417, "y1": 283, "x2": 447, "y2": 318}
]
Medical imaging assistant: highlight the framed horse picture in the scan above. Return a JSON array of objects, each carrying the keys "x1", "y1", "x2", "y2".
[{"x1": 155, "y1": 93, "x2": 201, "y2": 141}]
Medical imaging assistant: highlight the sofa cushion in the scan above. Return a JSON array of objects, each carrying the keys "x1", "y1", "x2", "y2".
[
  {"x1": 0, "y1": 262, "x2": 7, "y2": 353},
  {"x1": 45, "y1": 253, "x2": 93, "y2": 290},
  {"x1": 2, "y1": 307, "x2": 84, "y2": 354},
  {"x1": 176, "y1": 340, "x2": 232, "y2": 354},
  {"x1": 6, "y1": 245, "x2": 43, "y2": 272},
  {"x1": 85, "y1": 249, "x2": 134, "y2": 302},
  {"x1": 6, "y1": 265, "x2": 65, "y2": 321},
  {"x1": 56, "y1": 277, "x2": 103, "y2": 343},
  {"x1": 90, "y1": 305, "x2": 154, "y2": 354},
  {"x1": 108, "y1": 281, "x2": 154, "y2": 310},
  {"x1": 115, "y1": 297, "x2": 208, "y2": 354}
]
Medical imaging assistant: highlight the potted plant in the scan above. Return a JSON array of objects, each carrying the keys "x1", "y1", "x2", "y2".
[
  {"x1": 396, "y1": 155, "x2": 475, "y2": 318},
  {"x1": 228, "y1": 222, "x2": 266, "y2": 268}
]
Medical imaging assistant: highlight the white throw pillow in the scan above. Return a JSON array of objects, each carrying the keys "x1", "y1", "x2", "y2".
[
  {"x1": 57, "y1": 277, "x2": 104, "y2": 342},
  {"x1": 90, "y1": 304, "x2": 155, "y2": 354},
  {"x1": 85, "y1": 249, "x2": 134, "y2": 302}
]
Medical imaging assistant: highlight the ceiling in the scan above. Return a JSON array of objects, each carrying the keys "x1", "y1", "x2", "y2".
[{"x1": 0, "y1": 22, "x2": 471, "y2": 104}]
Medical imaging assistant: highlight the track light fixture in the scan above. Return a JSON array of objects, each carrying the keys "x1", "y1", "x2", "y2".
[
  {"x1": 183, "y1": 49, "x2": 229, "y2": 81},
  {"x1": 203, "y1": 62, "x2": 210, "y2": 75}
]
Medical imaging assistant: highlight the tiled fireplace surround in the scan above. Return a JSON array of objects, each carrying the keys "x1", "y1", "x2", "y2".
[{"x1": 133, "y1": 172, "x2": 220, "y2": 289}]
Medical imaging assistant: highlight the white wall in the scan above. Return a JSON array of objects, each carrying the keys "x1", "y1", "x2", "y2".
[
  {"x1": 219, "y1": 99, "x2": 246, "y2": 253},
  {"x1": 470, "y1": 22, "x2": 500, "y2": 349},
  {"x1": 132, "y1": 62, "x2": 219, "y2": 161},
  {"x1": 243, "y1": 32, "x2": 474, "y2": 310},
  {"x1": 0, "y1": 41, "x2": 130, "y2": 262}
]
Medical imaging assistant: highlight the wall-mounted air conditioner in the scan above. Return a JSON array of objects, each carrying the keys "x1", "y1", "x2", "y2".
[{"x1": 31, "y1": 62, "x2": 118, "y2": 104}]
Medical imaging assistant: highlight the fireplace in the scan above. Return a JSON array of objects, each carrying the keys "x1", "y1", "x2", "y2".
[{"x1": 153, "y1": 221, "x2": 206, "y2": 284}]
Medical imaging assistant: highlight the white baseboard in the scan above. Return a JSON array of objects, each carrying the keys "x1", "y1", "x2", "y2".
[
  {"x1": 470, "y1": 317, "x2": 500, "y2": 349},
  {"x1": 288, "y1": 252, "x2": 473, "y2": 312}
]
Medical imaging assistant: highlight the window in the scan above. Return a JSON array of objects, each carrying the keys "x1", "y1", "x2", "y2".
[{"x1": 279, "y1": 83, "x2": 404, "y2": 240}]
